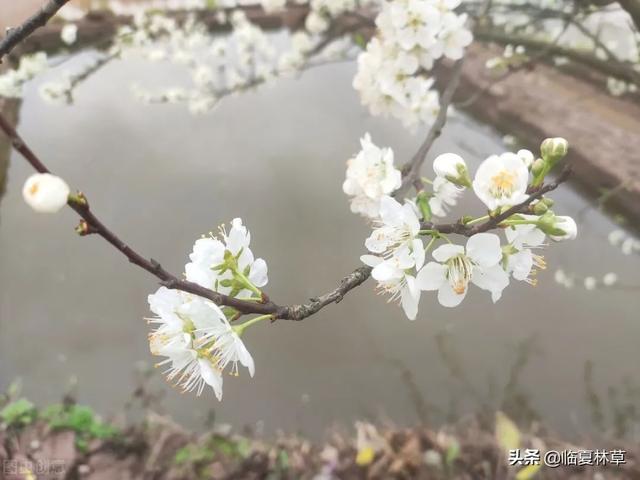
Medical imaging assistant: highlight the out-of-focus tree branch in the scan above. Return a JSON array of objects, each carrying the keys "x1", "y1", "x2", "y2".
[
  {"x1": 474, "y1": 29, "x2": 640, "y2": 85},
  {"x1": 0, "y1": 0, "x2": 71, "y2": 63}
]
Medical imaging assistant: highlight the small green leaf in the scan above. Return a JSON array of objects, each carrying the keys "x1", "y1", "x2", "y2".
[
  {"x1": 278, "y1": 450, "x2": 290, "y2": 470},
  {"x1": 516, "y1": 464, "x2": 542, "y2": 480},
  {"x1": 445, "y1": 440, "x2": 460, "y2": 467},
  {"x1": 353, "y1": 33, "x2": 366, "y2": 49},
  {"x1": 495, "y1": 411, "x2": 521, "y2": 452}
]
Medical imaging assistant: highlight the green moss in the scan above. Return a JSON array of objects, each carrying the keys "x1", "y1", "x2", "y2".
[
  {"x1": 0, "y1": 399, "x2": 37, "y2": 428},
  {"x1": 174, "y1": 444, "x2": 215, "y2": 466},
  {"x1": 41, "y1": 404, "x2": 119, "y2": 452}
]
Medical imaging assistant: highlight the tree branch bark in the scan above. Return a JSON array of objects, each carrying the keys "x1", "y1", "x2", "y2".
[
  {"x1": 474, "y1": 28, "x2": 640, "y2": 85},
  {"x1": 0, "y1": 0, "x2": 72, "y2": 63}
]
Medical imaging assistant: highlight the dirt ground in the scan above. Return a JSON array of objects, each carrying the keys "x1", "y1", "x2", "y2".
[{"x1": 1, "y1": 407, "x2": 639, "y2": 480}]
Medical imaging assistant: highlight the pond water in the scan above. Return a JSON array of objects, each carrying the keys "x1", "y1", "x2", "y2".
[{"x1": 0, "y1": 52, "x2": 639, "y2": 440}]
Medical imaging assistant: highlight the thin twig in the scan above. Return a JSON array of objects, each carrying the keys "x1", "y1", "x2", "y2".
[
  {"x1": 421, "y1": 167, "x2": 572, "y2": 236},
  {"x1": 397, "y1": 58, "x2": 465, "y2": 195},
  {"x1": 474, "y1": 29, "x2": 640, "y2": 85},
  {"x1": 0, "y1": 0, "x2": 72, "y2": 63},
  {"x1": 0, "y1": 113, "x2": 279, "y2": 316}
]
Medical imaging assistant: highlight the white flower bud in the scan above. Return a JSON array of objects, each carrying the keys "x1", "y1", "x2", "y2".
[
  {"x1": 540, "y1": 137, "x2": 568, "y2": 164},
  {"x1": 305, "y1": 12, "x2": 329, "y2": 34},
  {"x1": 22, "y1": 173, "x2": 70, "y2": 213},
  {"x1": 516, "y1": 149, "x2": 534, "y2": 168},
  {"x1": 433, "y1": 153, "x2": 465, "y2": 178},
  {"x1": 549, "y1": 215, "x2": 577, "y2": 241},
  {"x1": 61, "y1": 24, "x2": 78, "y2": 46},
  {"x1": 433, "y1": 153, "x2": 470, "y2": 187},
  {"x1": 602, "y1": 272, "x2": 618, "y2": 286}
]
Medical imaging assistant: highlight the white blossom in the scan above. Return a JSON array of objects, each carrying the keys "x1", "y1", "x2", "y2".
[
  {"x1": 147, "y1": 287, "x2": 254, "y2": 399},
  {"x1": 361, "y1": 251, "x2": 422, "y2": 320},
  {"x1": 504, "y1": 215, "x2": 547, "y2": 284},
  {"x1": 416, "y1": 233, "x2": 509, "y2": 307},
  {"x1": 185, "y1": 218, "x2": 268, "y2": 297},
  {"x1": 353, "y1": 0, "x2": 471, "y2": 129},
  {"x1": 504, "y1": 214, "x2": 545, "y2": 248},
  {"x1": 61, "y1": 24, "x2": 78, "y2": 45},
  {"x1": 429, "y1": 176, "x2": 462, "y2": 218},
  {"x1": 261, "y1": 0, "x2": 287, "y2": 12},
  {"x1": 0, "y1": 52, "x2": 48, "y2": 99},
  {"x1": 361, "y1": 196, "x2": 424, "y2": 319},
  {"x1": 439, "y1": 12, "x2": 473, "y2": 60},
  {"x1": 517, "y1": 149, "x2": 535, "y2": 168},
  {"x1": 147, "y1": 287, "x2": 223, "y2": 398},
  {"x1": 472, "y1": 152, "x2": 530, "y2": 210},
  {"x1": 22, "y1": 173, "x2": 70, "y2": 213},
  {"x1": 305, "y1": 11, "x2": 330, "y2": 34},
  {"x1": 549, "y1": 215, "x2": 577, "y2": 241},
  {"x1": 364, "y1": 196, "x2": 422, "y2": 258},
  {"x1": 433, "y1": 152, "x2": 465, "y2": 179},
  {"x1": 584, "y1": 276, "x2": 597, "y2": 290},
  {"x1": 343, "y1": 134, "x2": 402, "y2": 218}
]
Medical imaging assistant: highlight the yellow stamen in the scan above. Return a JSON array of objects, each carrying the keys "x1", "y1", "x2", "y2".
[{"x1": 489, "y1": 169, "x2": 517, "y2": 198}]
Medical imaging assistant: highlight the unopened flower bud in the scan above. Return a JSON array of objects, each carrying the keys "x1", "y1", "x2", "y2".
[
  {"x1": 433, "y1": 153, "x2": 471, "y2": 188},
  {"x1": 531, "y1": 158, "x2": 546, "y2": 177},
  {"x1": 22, "y1": 173, "x2": 70, "y2": 213},
  {"x1": 541, "y1": 197, "x2": 555, "y2": 208},
  {"x1": 536, "y1": 211, "x2": 559, "y2": 235},
  {"x1": 415, "y1": 191, "x2": 432, "y2": 221},
  {"x1": 540, "y1": 137, "x2": 568, "y2": 164},
  {"x1": 532, "y1": 201, "x2": 549, "y2": 215},
  {"x1": 549, "y1": 215, "x2": 577, "y2": 241},
  {"x1": 516, "y1": 149, "x2": 535, "y2": 168}
]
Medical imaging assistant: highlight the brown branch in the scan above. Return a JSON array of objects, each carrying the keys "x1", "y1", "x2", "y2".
[
  {"x1": 0, "y1": 113, "x2": 278, "y2": 316},
  {"x1": 397, "y1": 58, "x2": 465, "y2": 195},
  {"x1": 0, "y1": 0, "x2": 72, "y2": 63},
  {"x1": 474, "y1": 28, "x2": 640, "y2": 85},
  {"x1": 273, "y1": 266, "x2": 372, "y2": 320},
  {"x1": 456, "y1": 14, "x2": 573, "y2": 109},
  {"x1": 0, "y1": 112, "x2": 378, "y2": 321},
  {"x1": 0, "y1": 108, "x2": 571, "y2": 323},
  {"x1": 0, "y1": 4, "x2": 572, "y2": 323}
]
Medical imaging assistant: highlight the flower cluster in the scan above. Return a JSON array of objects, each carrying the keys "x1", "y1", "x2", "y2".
[
  {"x1": 147, "y1": 218, "x2": 269, "y2": 399},
  {"x1": 343, "y1": 133, "x2": 402, "y2": 218},
  {"x1": 117, "y1": 9, "x2": 347, "y2": 114},
  {"x1": 353, "y1": 0, "x2": 472, "y2": 128},
  {"x1": 0, "y1": 53, "x2": 48, "y2": 99},
  {"x1": 147, "y1": 287, "x2": 254, "y2": 399},
  {"x1": 346, "y1": 135, "x2": 577, "y2": 319}
]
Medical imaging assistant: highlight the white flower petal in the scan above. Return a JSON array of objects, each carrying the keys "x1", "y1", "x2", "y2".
[
  {"x1": 416, "y1": 262, "x2": 447, "y2": 291},
  {"x1": 471, "y1": 264, "x2": 510, "y2": 298},
  {"x1": 249, "y1": 258, "x2": 268, "y2": 287},
  {"x1": 198, "y1": 358, "x2": 223, "y2": 400},
  {"x1": 437, "y1": 282, "x2": 467, "y2": 307},
  {"x1": 361, "y1": 255, "x2": 383, "y2": 267},
  {"x1": 432, "y1": 244, "x2": 464, "y2": 262},
  {"x1": 466, "y1": 233, "x2": 502, "y2": 267}
]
